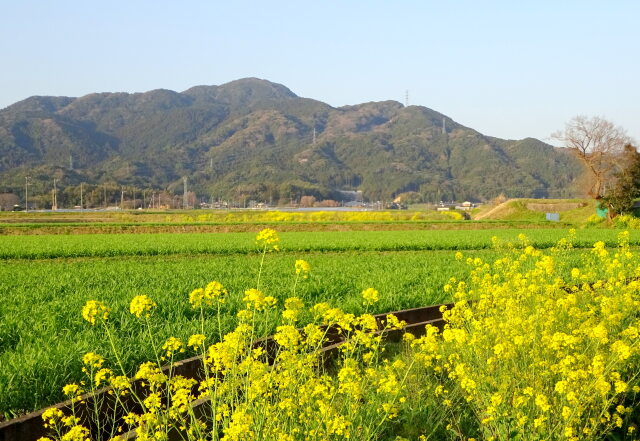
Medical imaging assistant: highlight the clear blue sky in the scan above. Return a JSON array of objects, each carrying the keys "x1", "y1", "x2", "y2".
[{"x1": 1, "y1": 1, "x2": 638, "y2": 143}]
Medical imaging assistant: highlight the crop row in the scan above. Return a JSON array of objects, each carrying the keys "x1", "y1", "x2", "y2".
[
  {"x1": 0, "y1": 209, "x2": 465, "y2": 225},
  {"x1": 0, "y1": 228, "x2": 636, "y2": 260}
]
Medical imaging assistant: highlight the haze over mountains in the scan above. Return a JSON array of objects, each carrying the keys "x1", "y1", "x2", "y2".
[{"x1": 0, "y1": 78, "x2": 584, "y2": 205}]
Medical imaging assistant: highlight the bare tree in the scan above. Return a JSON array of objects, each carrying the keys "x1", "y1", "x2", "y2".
[
  {"x1": 553, "y1": 116, "x2": 633, "y2": 198},
  {"x1": 300, "y1": 195, "x2": 316, "y2": 207},
  {"x1": 0, "y1": 193, "x2": 19, "y2": 211}
]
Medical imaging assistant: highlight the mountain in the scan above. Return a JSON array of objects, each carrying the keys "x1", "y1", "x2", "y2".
[{"x1": 0, "y1": 78, "x2": 584, "y2": 206}]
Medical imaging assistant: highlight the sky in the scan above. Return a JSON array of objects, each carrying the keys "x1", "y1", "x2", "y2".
[{"x1": 1, "y1": 1, "x2": 638, "y2": 143}]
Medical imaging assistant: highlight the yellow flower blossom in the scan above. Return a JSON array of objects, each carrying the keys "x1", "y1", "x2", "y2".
[
  {"x1": 82, "y1": 352, "x2": 104, "y2": 369},
  {"x1": 361, "y1": 287, "x2": 380, "y2": 305},
  {"x1": 62, "y1": 384, "x2": 83, "y2": 397},
  {"x1": 81, "y1": 300, "x2": 110, "y2": 325},
  {"x1": 243, "y1": 288, "x2": 277, "y2": 311},
  {"x1": 294, "y1": 259, "x2": 311, "y2": 278},
  {"x1": 189, "y1": 281, "x2": 228, "y2": 308},
  {"x1": 187, "y1": 334, "x2": 206, "y2": 350},
  {"x1": 256, "y1": 228, "x2": 280, "y2": 251},
  {"x1": 162, "y1": 336, "x2": 184, "y2": 358},
  {"x1": 129, "y1": 295, "x2": 156, "y2": 318}
]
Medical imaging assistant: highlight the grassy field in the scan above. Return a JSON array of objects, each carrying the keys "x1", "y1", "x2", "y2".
[{"x1": 1, "y1": 228, "x2": 638, "y2": 260}]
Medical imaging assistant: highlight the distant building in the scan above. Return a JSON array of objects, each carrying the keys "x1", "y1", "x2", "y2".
[
  {"x1": 339, "y1": 190, "x2": 363, "y2": 202},
  {"x1": 455, "y1": 201, "x2": 475, "y2": 211}
]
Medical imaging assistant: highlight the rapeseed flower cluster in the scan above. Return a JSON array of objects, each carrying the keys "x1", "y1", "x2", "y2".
[
  {"x1": 407, "y1": 230, "x2": 640, "y2": 440},
  {"x1": 81, "y1": 300, "x2": 110, "y2": 326},
  {"x1": 189, "y1": 280, "x2": 228, "y2": 308},
  {"x1": 129, "y1": 295, "x2": 156, "y2": 318},
  {"x1": 255, "y1": 228, "x2": 280, "y2": 251},
  {"x1": 361, "y1": 287, "x2": 380, "y2": 306},
  {"x1": 294, "y1": 259, "x2": 311, "y2": 278}
]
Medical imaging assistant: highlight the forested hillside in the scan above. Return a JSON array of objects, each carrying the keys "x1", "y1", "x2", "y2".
[{"x1": 0, "y1": 78, "x2": 584, "y2": 206}]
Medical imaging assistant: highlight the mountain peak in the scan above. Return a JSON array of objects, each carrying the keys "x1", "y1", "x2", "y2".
[{"x1": 220, "y1": 77, "x2": 297, "y2": 97}]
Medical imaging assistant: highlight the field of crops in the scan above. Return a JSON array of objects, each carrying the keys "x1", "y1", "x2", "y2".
[
  {"x1": 0, "y1": 206, "x2": 584, "y2": 235},
  {"x1": 1, "y1": 228, "x2": 638, "y2": 260},
  {"x1": 0, "y1": 209, "x2": 466, "y2": 225},
  {"x1": 0, "y1": 225, "x2": 603, "y2": 418},
  {"x1": 1, "y1": 220, "x2": 637, "y2": 433}
]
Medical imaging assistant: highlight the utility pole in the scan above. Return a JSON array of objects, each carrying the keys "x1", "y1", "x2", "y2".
[
  {"x1": 52, "y1": 178, "x2": 58, "y2": 210},
  {"x1": 80, "y1": 183, "x2": 83, "y2": 210},
  {"x1": 313, "y1": 127, "x2": 316, "y2": 145},
  {"x1": 25, "y1": 176, "x2": 31, "y2": 212},
  {"x1": 183, "y1": 177, "x2": 188, "y2": 210},
  {"x1": 120, "y1": 187, "x2": 124, "y2": 210},
  {"x1": 104, "y1": 184, "x2": 107, "y2": 209}
]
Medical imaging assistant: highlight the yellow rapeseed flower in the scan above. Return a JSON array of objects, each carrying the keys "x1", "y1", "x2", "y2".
[
  {"x1": 243, "y1": 288, "x2": 277, "y2": 311},
  {"x1": 295, "y1": 259, "x2": 311, "y2": 278},
  {"x1": 94, "y1": 368, "x2": 113, "y2": 387},
  {"x1": 362, "y1": 287, "x2": 380, "y2": 305},
  {"x1": 162, "y1": 337, "x2": 184, "y2": 358},
  {"x1": 62, "y1": 384, "x2": 83, "y2": 397},
  {"x1": 41, "y1": 407, "x2": 64, "y2": 428},
  {"x1": 81, "y1": 300, "x2": 110, "y2": 325},
  {"x1": 59, "y1": 425, "x2": 89, "y2": 441},
  {"x1": 189, "y1": 281, "x2": 228, "y2": 308},
  {"x1": 282, "y1": 297, "x2": 304, "y2": 322},
  {"x1": 82, "y1": 352, "x2": 104, "y2": 369},
  {"x1": 187, "y1": 334, "x2": 206, "y2": 350},
  {"x1": 109, "y1": 375, "x2": 130, "y2": 392},
  {"x1": 129, "y1": 295, "x2": 156, "y2": 318},
  {"x1": 255, "y1": 228, "x2": 280, "y2": 251}
]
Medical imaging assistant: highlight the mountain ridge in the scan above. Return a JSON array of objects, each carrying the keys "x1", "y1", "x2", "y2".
[{"x1": 0, "y1": 78, "x2": 584, "y2": 207}]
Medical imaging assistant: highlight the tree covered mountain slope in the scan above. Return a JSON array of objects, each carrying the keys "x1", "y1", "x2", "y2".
[{"x1": 0, "y1": 78, "x2": 584, "y2": 203}]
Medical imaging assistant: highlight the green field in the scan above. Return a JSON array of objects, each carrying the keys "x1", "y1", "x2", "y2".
[
  {"x1": 0, "y1": 225, "x2": 627, "y2": 419},
  {"x1": 1, "y1": 228, "x2": 638, "y2": 260}
]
